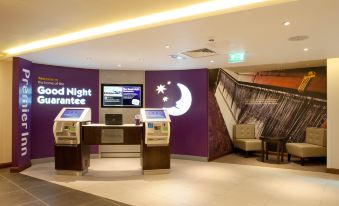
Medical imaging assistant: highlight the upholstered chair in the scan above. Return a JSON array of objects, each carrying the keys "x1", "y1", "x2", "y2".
[
  {"x1": 233, "y1": 124, "x2": 262, "y2": 157},
  {"x1": 286, "y1": 127, "x2": 326, "y2": 166}
]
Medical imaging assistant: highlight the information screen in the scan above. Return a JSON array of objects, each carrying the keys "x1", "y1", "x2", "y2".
[
  {"x1": 61, "y1": 109, "x2": 84, "y2": 118},
  {"x1": 101, "y1": 84, "x2": 143, "y2": 108},
  {"x1": 145, "y1": 110, "x2": 166, "y2": 119}
]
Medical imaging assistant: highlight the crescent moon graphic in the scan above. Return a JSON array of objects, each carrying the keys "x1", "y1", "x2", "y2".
[{"x1": 165, "y1": 83, "x2": 192, "y2": 116}]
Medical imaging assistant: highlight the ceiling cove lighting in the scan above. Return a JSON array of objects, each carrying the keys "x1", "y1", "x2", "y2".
[{"x1": 4, "y1": 0, "x2": 272, "y2": 55}]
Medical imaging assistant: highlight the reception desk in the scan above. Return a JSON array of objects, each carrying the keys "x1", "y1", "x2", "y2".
[{"x1": 55, "y1": 123, "x2": 169, "y2": 174}]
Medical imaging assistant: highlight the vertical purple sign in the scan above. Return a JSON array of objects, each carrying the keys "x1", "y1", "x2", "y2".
[{"x1": 11, "y1": 57, "x2": 32, "y2": 172}]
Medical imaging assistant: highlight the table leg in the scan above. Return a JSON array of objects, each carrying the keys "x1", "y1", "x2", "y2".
[
  {"x1": 276, "y1": 143, "x2": 280, "y2": 164},
  {"x1": 266, "y1": 143, "x2": 269, "y2": 160},
  {"x1": 281, "y1": 143, "x2": 284, "y2": 162},
  {"x1": 261, "y1": 140, "x2": 264, "y2": 162}
]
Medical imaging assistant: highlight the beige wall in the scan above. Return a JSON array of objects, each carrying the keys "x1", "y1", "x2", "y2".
[
  {"x1": 0, "y1": 60, "x2": 12, "y2": 164},
  {"x1": 99, "y1": 70, "x2": 145, "y2": 123},
  {"x1": 327, "y1": 58, "x2": 339, "y2": 170},
  {"x1": 99, "y1": 70, "x2": 145, "y2": 157}
]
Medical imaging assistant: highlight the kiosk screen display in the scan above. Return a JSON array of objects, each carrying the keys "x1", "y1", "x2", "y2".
[
  {"x1": 61, "y1": 109, "x2": 85, "y2": 119},
  {"x1": 101, "y1": 84, "x2": 143, "y2": 108},
  {"x1": 145, "y1": 110, "x2": 166, "y2": 119}
]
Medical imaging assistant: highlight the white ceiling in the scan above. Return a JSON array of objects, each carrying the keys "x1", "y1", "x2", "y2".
[
  {"x1": 12, "y1": 0, "x2": 339, "y2": 70},
  {"x1": 0, "y1": 0, "x2": 206, "y2": 52}
]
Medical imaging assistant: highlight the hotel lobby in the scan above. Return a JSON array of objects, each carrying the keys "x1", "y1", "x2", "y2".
[{"x1": 1, "y1": 0, "x2": 339, "y2": 206}]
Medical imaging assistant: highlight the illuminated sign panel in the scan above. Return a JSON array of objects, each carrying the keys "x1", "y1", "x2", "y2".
[
  {"x1": 36, "y1": 86, "x2": 92, "y2": 105},
  {"x1": 228, "y1": 52, "x2": 245, "y2": 63}
]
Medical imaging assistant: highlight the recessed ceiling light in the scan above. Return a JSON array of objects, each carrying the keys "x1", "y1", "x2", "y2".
[
  {"x1": 169, "y1": 54, "x2": 185, "y2": 60},
  {"x1": 283, "y1": 21, "x2": 291, "y2": 26},
  {"x1": 165, "y1": 45, "x2": 170, "y2": 49},
  {"x1": 3, "y1": 0, "x2": 270, "y2": 55},
  {"x1": 117, "y1": 64, "x2": 122, "y2": 67},
  {"x1": 210, "y1": 60, "x2": 214, "y2": 63},
  {"x1": 304, "y1": 48, "x2": 309, "y2": 52}
]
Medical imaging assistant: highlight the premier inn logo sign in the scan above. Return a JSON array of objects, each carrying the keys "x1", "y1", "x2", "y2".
[{"x1": 20, "y1": 68, "x2": 31, "y2": 157}]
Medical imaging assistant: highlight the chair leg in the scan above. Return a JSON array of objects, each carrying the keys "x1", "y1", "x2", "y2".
[
  {"x1": 301, "y1": 157, "x2": 305, "y2": 166},
  {"x1": 288, "y1": 154, "x2": 291, "y2": 162},
  {"x1": 245, "y1": 151, "x2": 249, "y2": 158}
]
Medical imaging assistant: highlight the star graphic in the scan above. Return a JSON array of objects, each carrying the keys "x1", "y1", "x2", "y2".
[
  {"x1": 163, "y1": 96, "x2": 169, "y2": 102},
  {"x1": 156, "y1": 84, "x2": 167, "y2": 94}
]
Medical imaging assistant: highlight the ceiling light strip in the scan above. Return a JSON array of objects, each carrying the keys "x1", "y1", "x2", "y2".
[{"x1": 4, "y1": 0, "x2": 269, "y2": 55}]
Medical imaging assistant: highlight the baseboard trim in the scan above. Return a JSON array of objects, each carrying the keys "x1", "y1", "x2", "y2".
[
  {"x1": 100, "y1": 153, "x2": 140, "y2": 158},
  {"x1": 32, "y1": 157, "x2": 55, "y2": 164},
  {"x1": 0, "y1": 162, "x2": 11, "y2": 168},
  {"x1": 326, "y1": 168, "x2": 339, "y2": 174},
  {"x1": 10, "y1": 162, "x2": 31, "y2": 173},
  {"x1": 90, "y1": 154, "x2": 100, "y2": 159},
  {"x1": 171, "y1": 154, "x2": 208, "y2": 162}
]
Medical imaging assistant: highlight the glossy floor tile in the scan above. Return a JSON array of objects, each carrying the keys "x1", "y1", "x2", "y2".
[
  {"x1": 0, "y1": 168, "x2": 130, "y2": 206},
  {"x1": 21, "y1": 158, "x2": 339, "y2": 206}
]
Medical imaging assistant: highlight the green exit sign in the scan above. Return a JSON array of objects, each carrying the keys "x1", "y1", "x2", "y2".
[{"x1": 228, "y1": 52, "x2": 245, "y2": 63}]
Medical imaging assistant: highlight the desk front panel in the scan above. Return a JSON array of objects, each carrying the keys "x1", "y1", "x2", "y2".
[{"x1": 82, "y1": 126, "x2": 143, "y2": 145}]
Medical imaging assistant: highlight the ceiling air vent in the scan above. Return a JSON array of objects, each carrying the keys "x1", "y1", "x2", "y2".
[{"x1": 181, "y1": 48, "x2": 217, "y2": 58}]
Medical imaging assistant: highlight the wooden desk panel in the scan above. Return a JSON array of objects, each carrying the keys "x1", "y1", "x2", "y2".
[{"x1": 82, "y1": 124, "x2": 143, "y2": 145}]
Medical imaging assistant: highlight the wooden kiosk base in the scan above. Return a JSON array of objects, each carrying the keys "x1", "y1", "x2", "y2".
[
  {"x1": 141, "y1": 137, "x2": 170, "y2": 172},
  {"x1": 54, "y1": 143, "x2": 90, "y2": 172}
]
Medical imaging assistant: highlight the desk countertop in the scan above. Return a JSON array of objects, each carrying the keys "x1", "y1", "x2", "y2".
[{"x1": 83, "y1": 124, "x2": 143, "y2": 127}]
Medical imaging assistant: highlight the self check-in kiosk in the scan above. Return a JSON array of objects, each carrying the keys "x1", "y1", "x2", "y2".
[
  {"x1": 140, "y1": 108, "x2": 171, "y2": 174},
  {"x1": 53, "y1": 107, "x2": 91, "y2": 175}
]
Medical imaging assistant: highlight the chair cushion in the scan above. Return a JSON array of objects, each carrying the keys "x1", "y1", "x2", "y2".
[
  {"x1": 233, "y1": 124, "x2": 255, "y2": 139},
  {"x1": 234, "y1": 139, "x2": 262, "y2": 151},
  {"x1": 286, "y1": 143, "x2": 326, "y2": 158},
  {"x1": 306, "y1": 127, "x2": 326, "y2": 147}
]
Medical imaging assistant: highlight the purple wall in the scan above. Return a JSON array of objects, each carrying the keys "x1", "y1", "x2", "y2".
[
  {"x1": 31, "y1": 64, "x2": 99, "y2": 159},
  {"x1": 145, "y1": 69, "x2": 209, "y2": 157},
  {"x1": 11, "y1": 57, "x2": 33, "y2": 171}
]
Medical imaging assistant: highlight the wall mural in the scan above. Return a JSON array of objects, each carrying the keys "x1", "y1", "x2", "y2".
[{"x1": 214, "y1": 67, "x2": 327, "y2": 148}]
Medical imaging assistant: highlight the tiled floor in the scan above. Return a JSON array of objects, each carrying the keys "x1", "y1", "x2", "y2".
[
  {"x1": 0, "y1": 168, "x2": 130, "y2": 206},
  {"x1": 21, "y1": 158, "x2": 339, "y2": 206}
]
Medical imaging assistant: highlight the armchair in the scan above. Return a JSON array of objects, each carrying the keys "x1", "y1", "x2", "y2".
[
  {"x1": 233, "y1": 124, "x2": 261, "y2": 157},
  {"x1": 286, "y1": 127, "x2": 326, "y2": 166}
]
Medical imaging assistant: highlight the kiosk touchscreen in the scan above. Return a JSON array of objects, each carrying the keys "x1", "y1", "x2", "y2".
[
  {"x1": 140, "y1": 108, "x2": 171, "y2": 146},
  {"x1": 53, "y1": 107, "x2": 91, "y2": 145}
]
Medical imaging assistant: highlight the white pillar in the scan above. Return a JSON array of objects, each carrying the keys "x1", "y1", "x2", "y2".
[
  {"x1": 0, "y1": 60, "x2": 13, "y2": 165},
  {"x1": 327, "y1": 58, "x2": 339, "y2": 170}
]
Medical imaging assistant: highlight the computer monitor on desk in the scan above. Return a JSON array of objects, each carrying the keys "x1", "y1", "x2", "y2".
[{"x1": 105, "y1": 114, "x2": 123, "y2": 125}]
